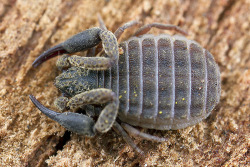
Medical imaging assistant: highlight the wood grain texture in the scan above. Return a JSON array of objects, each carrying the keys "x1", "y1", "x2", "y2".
[{"x1": 0, "y1": 0, "x2": 249, "y2": 166}]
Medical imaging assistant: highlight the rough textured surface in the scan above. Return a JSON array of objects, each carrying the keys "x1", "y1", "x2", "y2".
[{"x1": 0, "y1": 0, "x2": 249, "y2": 166}]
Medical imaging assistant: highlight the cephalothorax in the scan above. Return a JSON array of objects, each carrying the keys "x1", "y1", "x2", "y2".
[{"x1": 29, "y1": 17, "x2": 221, "y2": 154}]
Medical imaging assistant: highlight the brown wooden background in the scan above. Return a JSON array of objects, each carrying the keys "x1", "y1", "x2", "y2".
[{"x1": 0, "y1": 0, "x2": 249, "y2": 166}]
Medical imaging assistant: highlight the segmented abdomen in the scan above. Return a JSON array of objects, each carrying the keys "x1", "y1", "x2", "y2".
[{"x1": 105, "y1": 34, "x2": 220, "y2": 130}]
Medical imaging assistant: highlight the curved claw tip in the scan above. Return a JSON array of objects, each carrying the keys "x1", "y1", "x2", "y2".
[
  {"x1": 32, "y1": 44, "x2": 68, "y2": 68},
  {"x1": 29, "y1": 94, "x2": 59, "y2": 119}
]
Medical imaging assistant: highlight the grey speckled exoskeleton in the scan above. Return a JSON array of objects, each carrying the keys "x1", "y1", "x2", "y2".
[{"x1": 29, "y1": 16, "x2": 221, "y2": 154}]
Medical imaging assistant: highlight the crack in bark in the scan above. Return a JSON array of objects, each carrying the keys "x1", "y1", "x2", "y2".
[
  {"x1": 207, "y1": 0, "x2": 237, "y2": 46},
  {"x1": 0, "y1": 0, "x2": 17, "y2": 23}
]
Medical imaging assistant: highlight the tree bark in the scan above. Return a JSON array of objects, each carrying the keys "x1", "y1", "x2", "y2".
[{"x1": 0, "y1": 0, "x2": 249, "y2": 166}]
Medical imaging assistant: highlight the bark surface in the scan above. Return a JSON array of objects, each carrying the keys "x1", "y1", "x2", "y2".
[{"x1": 0, "y1": 0, "x2": 249, "y2": 166}]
